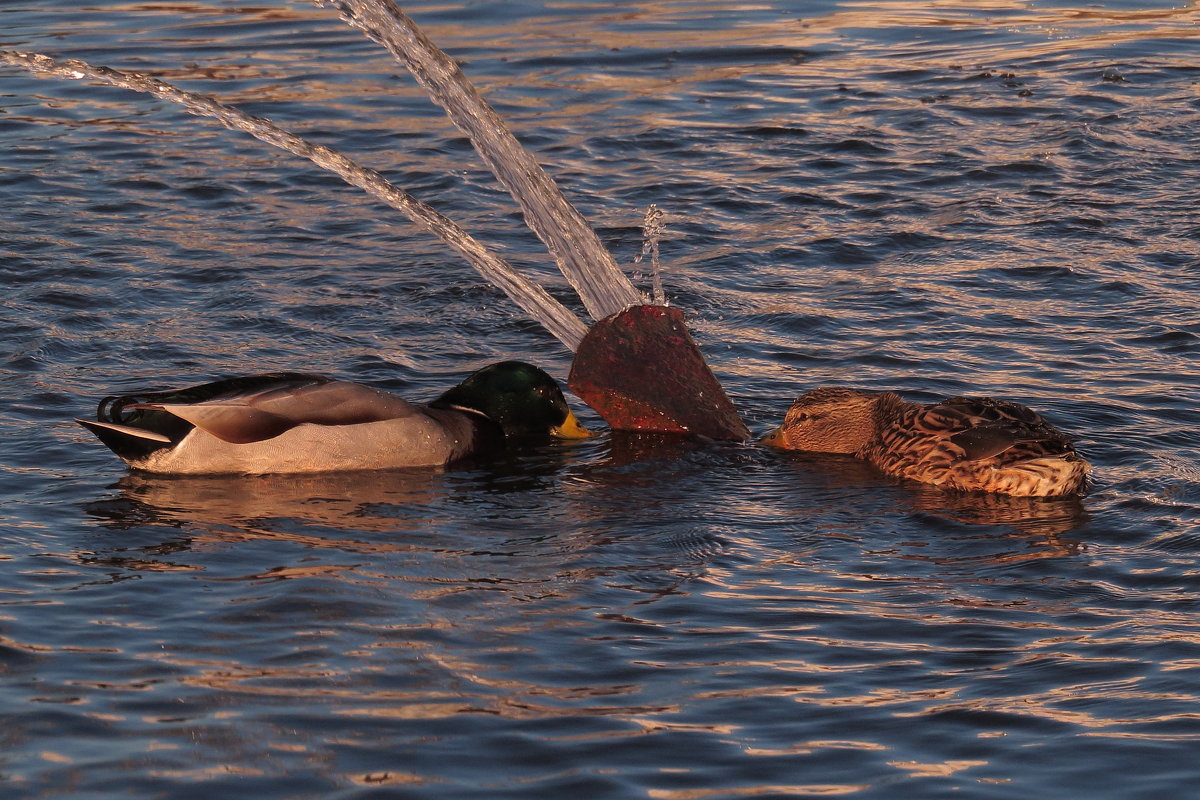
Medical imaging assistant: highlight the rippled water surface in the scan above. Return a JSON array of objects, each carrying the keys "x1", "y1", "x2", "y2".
[{"x1": 3, "y1": 1, "x2": 1200, "y2": 797}]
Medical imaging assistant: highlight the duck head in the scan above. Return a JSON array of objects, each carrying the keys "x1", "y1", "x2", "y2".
[
  {"x1": 431, "y1": 361, "x2": 591, "y2": 440},
  {"x1": 762, "y1": 387, "x2": 879, "y2": 453}
]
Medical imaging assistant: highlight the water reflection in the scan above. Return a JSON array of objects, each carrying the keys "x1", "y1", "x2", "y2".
[
  {"x1": 74, "y1": 439, "x2": 737, "y2": 590},
  {"x1": 770, "y1": 450, "x2": 1087, "y2": 539},
  {"x1": 905, "y1": 482, "x2": 1087, "y2": 539},
  {"x1": 85, "y1": 468, "x2": 450, "y2": 534},
  {"x1": 604, "y1": 431, "x2": 714, "y2": 466},
  {"x1": 76, "y1": 434, "x2": 1089, "y2": 588},
  {"x1": 7, "y1": 1, "x2": 1200, "y2": 794}
]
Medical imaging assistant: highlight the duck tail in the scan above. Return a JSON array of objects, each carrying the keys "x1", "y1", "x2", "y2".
[{"x1": 75, "y1": 418, "x2": 174, "y2": 463}]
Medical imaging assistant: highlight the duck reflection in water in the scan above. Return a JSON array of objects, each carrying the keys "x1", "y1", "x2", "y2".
[
  {"x1": 774, "y1": 448, "x2": 1087, "y2": 543},
  {"x1": 78, "y1": 442, "x2": 727, "y2": 602},
  {"x1": 85, "y1": 436, "x2": 588, "y2": 535}
]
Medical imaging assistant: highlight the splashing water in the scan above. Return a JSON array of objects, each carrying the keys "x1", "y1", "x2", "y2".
[
  {"x1": 633, "y1": 203, "x2": 668, "y2": 306},
  {"x1": 2, "y1": 0, "x2": 648, "y2": 346},
  {"x1": 320, "y1": 0, "x2": 641, "y2": 321},
  {"x1": 0, "y1": 49, "x2": 591, "y2": 350},
  {"x1": 0, "y1": 0, "x2": 747, "y2": 439}
]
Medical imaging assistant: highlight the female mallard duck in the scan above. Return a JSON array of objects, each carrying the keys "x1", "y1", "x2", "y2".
[
  {"x1": 77, "y1": 361, "x2": 591, "y2": 475},
  {"x1": 762, "y1": 387, "x2": 1087, "y2": 497}
]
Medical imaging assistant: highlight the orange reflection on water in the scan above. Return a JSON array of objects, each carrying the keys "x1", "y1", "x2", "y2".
[
  {"x1": 39, "y1": 751, "x2": 73, "y2": 764},
  {"x1": 743, "y1": 739, "x2": 888, "y2": 756},
  {"x1": 895, "y1": 678, "x2": 1200, "y2": 738},
  {"x1": 346, "y1": 770, "x2": 429, "y2": 786},
  {"x1": 889, "y1": 758, "x2": 987, "y2": 777},
  {"x1": 648, "y1": 784, "x2": 870, "y2": 799}
]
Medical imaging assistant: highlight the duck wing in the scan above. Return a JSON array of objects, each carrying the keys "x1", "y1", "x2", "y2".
[
  {"x1": 948, "y1": 422, "x2": 1058, "y2": 461},
  {"x1": 938, "y1": 396, "x2": 1049, "y2": 427},
  {"x1": 112, "y1": 374, "x2": 427, "y2": 445},
  {"x1": 926, "y1": 397, "x2": 1075, "y2": 461}
]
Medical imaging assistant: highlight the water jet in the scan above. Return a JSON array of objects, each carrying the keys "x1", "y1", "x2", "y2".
[{"x1": 1, "y1": 1, "x2": 750, "y2": 442}]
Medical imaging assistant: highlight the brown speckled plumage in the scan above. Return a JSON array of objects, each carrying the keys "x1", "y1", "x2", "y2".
[{"x1": 763, "y1": 387, "x2": 1088, "y2": 497}]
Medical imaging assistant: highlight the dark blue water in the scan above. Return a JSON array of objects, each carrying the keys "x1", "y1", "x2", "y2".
[{"x1": 3, "y1": 1, "x2": 1199, "y2": 797}]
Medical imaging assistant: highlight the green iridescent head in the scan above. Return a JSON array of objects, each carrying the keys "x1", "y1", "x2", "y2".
[{"x1": 431, "y1": 361, "x2": 590, "y2": 440}]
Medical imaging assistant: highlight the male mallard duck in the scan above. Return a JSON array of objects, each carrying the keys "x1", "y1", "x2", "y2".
[
  {"x1": 77, "y1": 361, "x2": 591, "y2": 475},
  {"x1": 762, "y1": 387, "x2": 1087, "y2": 497}
]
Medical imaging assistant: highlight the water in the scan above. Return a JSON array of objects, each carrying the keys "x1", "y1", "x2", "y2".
[
  {"x1": 319, "y1": 0, "x2": 642, "y2": 321},
  {"x1": 635, "y1": 203, "x2": 668, "y2": 305},
  {"x1": 2, "y1": 1, "x2": 1199, "y2": 797},
  {"x1": 0, "y1": 43, "x2": 594, "y2": 351}
]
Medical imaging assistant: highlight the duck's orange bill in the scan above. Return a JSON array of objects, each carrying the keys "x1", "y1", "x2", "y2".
[
  {"x1": 568, "y1": 305, "x2": 749, "y2": 441},
  {"x1": 552, "y1": 410, "x2": 593, "y2": 439}
]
